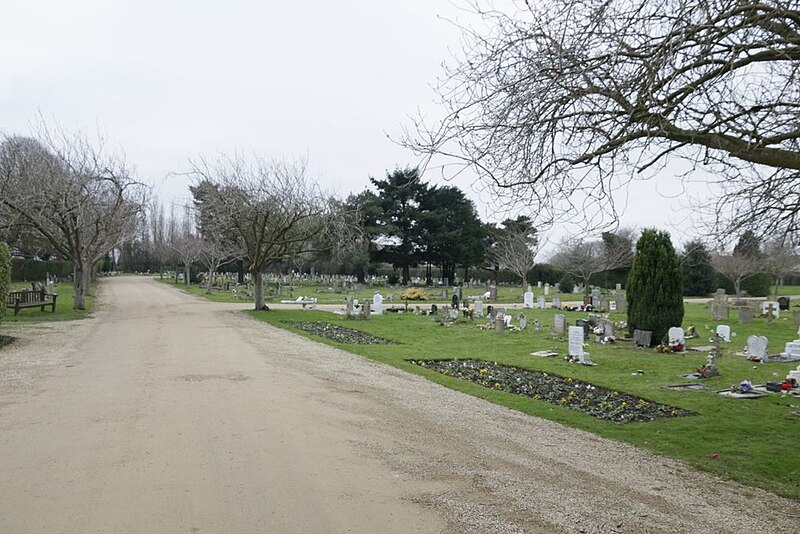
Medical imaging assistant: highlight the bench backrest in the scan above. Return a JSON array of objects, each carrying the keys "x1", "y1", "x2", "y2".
[{"x1": 6, "y1": 289, "x2": 49, "y2": 305}]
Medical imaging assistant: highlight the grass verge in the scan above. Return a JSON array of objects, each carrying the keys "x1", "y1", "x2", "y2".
[
  {"x1": 246, "y1": 302, "x2": 800, "y2": 501},
  {"x1": 3, "y1": 282, "x2": 94, "y2": 323}
]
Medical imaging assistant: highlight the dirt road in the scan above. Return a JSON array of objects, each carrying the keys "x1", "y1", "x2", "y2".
[{"x1": 0, "y1": 277, "x2": 797, "y2": 533}]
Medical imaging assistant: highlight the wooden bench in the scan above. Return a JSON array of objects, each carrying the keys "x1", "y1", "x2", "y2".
[{"x1": 5, "y1": 288, "x2": 58, "y2": 315}]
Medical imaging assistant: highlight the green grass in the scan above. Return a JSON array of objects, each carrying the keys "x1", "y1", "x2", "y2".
[
  {"x1": 246, "y1": 302, "x2": 800, "y2": 500},
  {"x1": 156, "y1": 276, "x2": 575, "y2": 305},
  {"x1": 3, "y1": 282, "x2": 94, "y2": 322}
]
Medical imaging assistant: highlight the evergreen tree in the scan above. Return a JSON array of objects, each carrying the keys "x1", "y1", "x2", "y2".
[
  {"x1": 681, "y1": 240, "x2": 716, "y2": 296},
  {"x1": 627, "y1": 229, "x2": 684, "y2": 346}
]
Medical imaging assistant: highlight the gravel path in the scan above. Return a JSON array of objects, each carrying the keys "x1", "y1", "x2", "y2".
[{"x1": 0, "y1": 277, "x2": 798, "y2": 533}]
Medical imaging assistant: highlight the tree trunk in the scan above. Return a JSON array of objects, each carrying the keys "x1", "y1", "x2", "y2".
[
  {"x1": 82, "y1": 268, "x2": 92, "y2": 297},
  {"x1": 206, "y1": 269, "x2": 214, "y2": 294},
  {"x1": 184, "y1": 265, "x2": 191, "y2": 286},
  {"x1": 253, "y1": 270, "x2": 265, "y2": 310},
  {"x1": 463, "y1": 266, "x2": 470, "y2": 282},
  {"x1": 402, "y1": 264, "x2": 410, "y2": 285},
  {"x1": 72, "y1": 263, "x2": 86, "y2": 310},
  {"x1": 583, "y1": 276, "x2": 591, "y2": 298},
  {"x1": 237, "y1": 259, "x2": 245, "y2": 284}
]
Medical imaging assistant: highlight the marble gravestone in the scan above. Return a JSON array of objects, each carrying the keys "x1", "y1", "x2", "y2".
[
  {"x1": 668, "y1": 327, "x2": 685, "y2": 346},
  {"x1": 373, "y1": 293, "x2": 383, "y2": 315},
  {"x1": 474, "y1": 298, "x2": 484, "y2": 317},
  {"x1": 538, "y1": 295, "x2": 546, "y2": 309},
  {"x1": 552, "y1": 296, "x2": 561, "y2": 309},
  {"x1": 746, "y1": 335, "x2": 768, "y2": 361},
  {"x1": 544, "y1": 283, "x2": 550, "y2": 296},
  {"x1": 568, "y1": 326, "x2": 585, "y2": 358},
  {"x1": 523, "y1": 291, "x2": 534, "y2": 309},
  {"x1": 716, "y1": 324, "x2": 731, "y2": 342},
  {"x1": 518, "y1": 314, "x2": 528, "y2": 330},
  {"x1": 633, "y1": 329, "x2": 652, "y2": 347}
]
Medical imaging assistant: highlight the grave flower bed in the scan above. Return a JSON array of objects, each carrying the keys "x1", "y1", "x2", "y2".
[
  {"x1": 409, "y1": 359, "x2": 693, "y2": 423},
  {"x1": 284, "y1": 321, "x2": 393, "y2": 345}
]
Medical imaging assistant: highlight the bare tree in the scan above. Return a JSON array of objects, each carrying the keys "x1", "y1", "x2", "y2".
[
  {"x1": 0, "y1": 128, "x2": 147, "y2": 309},
  {"x1": 189, "y1": 154, "x2": 332, "y2": 310},
  {"x1": 550, "y1": 232, "x2": 634, "y2": 297},
  {"x1": 488, "y1": 217, "x2": 540, "y2": 288},
  {"x1": 406, "y1": 0, "x2": 800, "y2": 240},
  {"x1": 763, "y1": 240, "x2": 800, "y2": 297},
  {"x1": 711, "y1": 252, "x2": 763, "y2": 300}
]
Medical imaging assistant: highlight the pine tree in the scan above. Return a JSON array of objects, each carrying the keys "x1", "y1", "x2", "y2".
[{"x1": 627, "y1": 230, "x2": 684, "y2": 346}]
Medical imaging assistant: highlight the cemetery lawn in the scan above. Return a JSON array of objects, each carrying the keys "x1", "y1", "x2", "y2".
[
  {"x1": 157, "y1": 276, "x2": 568, "y2": 306},
  {"x1": 248, "y1": 303, "x2": 800, "y2": 501},
  {"x1": 3, "y1": 283, "x2": 93, "y2": 322}
]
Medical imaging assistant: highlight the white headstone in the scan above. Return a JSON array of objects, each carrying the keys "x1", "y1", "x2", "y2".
[
  {"x1": 609, "y1": 300, "x2": 617, "y2": 311},
  {"x1": 523, "y1": 291, "x2": 534, "y2": 309},
  {"x1": 746, "y1": 335, "x2": 768, "y2": 361},
  {"x1": 538, "y1": 295, "x2": 546, "y2": 309},
  {"x1": 503, "y1": 314, "x2": 512, "y2": 328},
  {"x1": 474, "y1": 299, "x2": 484, "y2": 317},
  {"x1": 537, "y1": 281, "x2": 542, "y2": 288},
  {"x1": 373, "y1": 293, "x2": 383, "y2": 315},
  {"x1": 716, "y1": 324, "x2": 731, "y2": 342},
  {"x1": 552, "y1": 296, "x2": 561, "y2": 309},
  {"x1": 544, "y1": 283, "x2": 550, "y2": 296},
  {"x1": 668, "y1": 327, "x2": 685, "y2": 345},
  {"x1": 518, "y1": 314, "x2": 528, "y2": 330},
  {"x1": 760, "y1": 301, "x2": 780, "y2": 318},
  {"x1": 568, "y1": 326, "x2": 585, "y2": 357}
]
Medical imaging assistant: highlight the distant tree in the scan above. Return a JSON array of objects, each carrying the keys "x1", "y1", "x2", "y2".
[
  {"x1": 0, "y1": 241, "x2": 10, "y2": 327},
  {"x1": 418, "y1": 185, "x2": 486, "y2": 284},
  {"x1": 550, "y1": 231, "x2": 634, "y2": 297},
  {"x1": 627, "y1": 229, "x2": 684, "y2": 346},
  {"x1": 487, "y1": 216, "x2": 539, "y2": 289},
  {"x1": 711, "y1": 253, "x2": 762, "y2": 300},
  {"x1": 763, "y1": 240, "x2": 800, "y2": 297},
  {"x1": 681, "y1": 240, "x2": 716, "y2": 296},
  {"x1": 370, "y1": 167, "x2": 427, "y2": 285},
  {"x1": 189, "y1": 154, "x2": 332, "y2": 310}
]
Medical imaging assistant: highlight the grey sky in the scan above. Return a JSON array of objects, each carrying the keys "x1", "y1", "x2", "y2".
[{"x1": 2, "y1": 0, "x2": 699, "y2": 254}]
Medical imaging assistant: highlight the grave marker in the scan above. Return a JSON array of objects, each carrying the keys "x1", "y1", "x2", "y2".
[
  {"x1": 538, "y1": 295, "x2": 546, "y2": 309},
  {"x1": 568, "y1": 326, "x2": 585, "y2": 358},
  {"x1": 474, "y1": 299, "x2": 484, "y2": 317},
  {"x1": 552, "y1": 296, "x2": 561, "y2": 309},
  {"x1": 518, "y1": 314, "x2": 528, "y2": 330},
  {"x1": 373, "y1": 293, "x2": 383, "y2": 315},
  {"x1": 633, "y1": 329, "x2": 652, "y2": 347},
  {"x1": 739, "y1": 307, "x2": 753, "y2": 324},
  {"x1": 716, "y1": 324, "x2": 731, "y2": 342},
  {"x1": 746, "y1": 335, "x2": 768, "y2": 361},
  {"x1": 553, "y1": 314, "x2": 566, "y2": 336},
  {"x1": 523, "y1": 291, "x2": 534, "y2": 309}
]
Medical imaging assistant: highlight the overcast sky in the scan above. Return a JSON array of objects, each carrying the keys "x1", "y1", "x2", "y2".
[{"x1": 2, "y1": 0, "x2": 702, "y2": 255}]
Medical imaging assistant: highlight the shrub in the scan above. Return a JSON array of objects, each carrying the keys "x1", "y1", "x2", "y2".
[
  {"x1": 627, "y1": 229, "x2": 684, "y2": 345},
  {"x1": 397, "y1": 287, "x2": 428, "y2": 301}
]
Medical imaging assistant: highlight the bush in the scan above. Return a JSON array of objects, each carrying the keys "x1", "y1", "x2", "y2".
[
  {"x1": 558, "y1": 273, "x2": 576, "y2": 295},
  {"x1": 627, "y1": 229, "x2": 684, "y2": 346},
  {"x1": 0, "y1": 242, "x2": 10, "y2": 323},
  {"x1": 397, "y1": 287, "x2": 428, "y2": 301}
]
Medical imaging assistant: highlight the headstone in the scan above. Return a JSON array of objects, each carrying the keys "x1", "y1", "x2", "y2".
[
  {"x1": 600, "y1": 298, "x2": 610, "y2": 312},
  {"x1": 487, "y1": 305, "x2": 494, "y2": 319},
  {"x1": 614, "y1": 296, "x2": 627, "y2": 314},
  {"x1": 534, "y1": 319, "x2": 542, "y2": 331},
  {"x1": 538, "y1": 295, "x2": 546, "y2": 309},
  {"x1": 537, "y1": 281, "x2": 542, "y2": 288},
  {"x1": 633, "y1": 329, "x2": 652, "y2": 347},
  {"x1": 760, "y1": 301, "x2": 780, "y2": 318},
  {"x1": 609, "y1": 300, "x2": 617, "y2": 312},
  {"x1": 568, "y1": 326, "x2": 585, "y2": 358},
  {"x1": 373, "y1": 293, "x2": 383, "y2": 315},
  {"x1": 518, "y1": 314, "x2": 528, "y2": 330},
  {"x1": 495, "y1": 315, "x2": 505, "y2": 334},
  {"x1": 552, "y1": 296, "x2": 561, "y2": 309},
  {"x1": 575, "y1": 319, "x2": 590, "y2": 339},
  {"x1": 616, "y1": 283, "x2": 622, "y2": 291},
  {"x1": 746, "y1": 335, "x2": 769, "y2": 361},
  {"x1": 430, "y1": 304, "x2": 438, "y2": 315},
  {"x1": 716, "y1": 324, "x2": 731, "y2": 342},
  {"x1": 361, "y1": 301, "x2": 371, "y2": 320},
  {"x1": 668, "y1": 327, "x2": 685, "y2": 347},
  {"x1": 794, "y1": 312, "x2": 800, "y2": 330},
  {"x1": 474, "y1": 299, "x2": 484, "y2": 317},
  {"x1": 455, "y1": 286, "x2": 463, "y2": 301},
  {"x1": 346, "y1": 297, "x2": 354, "y2": 316},
  {"x1": 544, "y1": 283, "x2": 550, "y2": 296},
  {"x1": 449, "y1": 308, "x2": 459, "y2": 320},
  {"x1": 777, "y1": 296, "x2": 790, "y2": 311},
  {"x1": 503, "y1": 314, "x2": 512, "y2": 328},
  {"x1": 553, "y1": 314, "x2": 566, "y2": 336},
  {"x1": 523, "y1": 291, "x2": 534, "y2": 309},
  {"x1": 603, "y1": 321, "x2": 614, "y2": 337},
  {"x1": 489, "y1": 286, "x2": 498, "y2": 301},
  {"x1": 739, "y1": 307, "x2": 753, "y2": 324},
  {"x1": 711, "y1": 289, "x2": 729, "y2": 320},
  {"x1": 451, "y1": 293, "x2": 460, "y2": 309}
]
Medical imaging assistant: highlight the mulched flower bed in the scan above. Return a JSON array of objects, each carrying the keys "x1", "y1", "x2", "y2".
[
  {"x1": 409, "y1": 359, "x2": 693, "y2": 423},
  {"x1": 284, "y1": 321, "x2": 394, "y2": 345}
]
